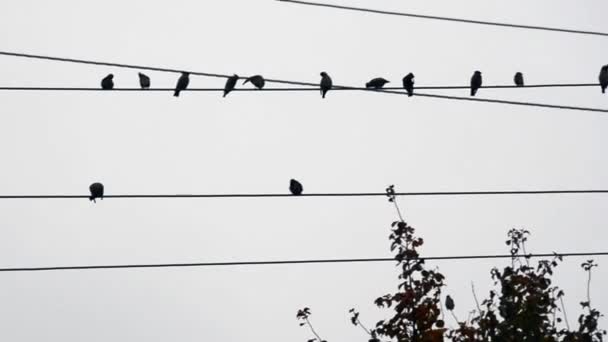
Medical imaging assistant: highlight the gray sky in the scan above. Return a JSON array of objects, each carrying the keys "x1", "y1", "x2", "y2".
[{"x1": 1, "y1": 0, "x2": 608, "y2": 341}]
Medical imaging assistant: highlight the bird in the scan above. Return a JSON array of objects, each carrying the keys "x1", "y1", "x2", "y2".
[
  {"x1": 89, "y1": 182, "x2": 104, "y2": 203},
  {"x1": 365, "y1": 77, "x2": 390, "y2": 89},
  {"x1": 320, "y1": 72, "x2": 333, "y2": 99},
  {"x1": 289, "y1": 179, "x2": 303, "y2": 195},
  {"x1": 402, "y1": 73, "x2": 415, "y2": 97},
  {"x1": 243, "y1": 75, "x2": 265, "y2": 89},
  {"x1": 174, "y1": 72, "x2": 190, "y2": 97},
  {"x1": 445, "y1": 295, "x2": 455, "y2": 311},
  {"x1": 599, "y1": 65, "x2": 608, "y2": 94},
  {"x1": 138, "y1": 72, "x2": 150, "y2": 89},
  {"x1": 514, "y1": 72, "x2": 524, "y2": 87},
  {"x1": 223, "y1": 74, "x2": 239, "y2": 97},
  {"x1": 101, "y1": 74, "x2": 114, "y2": 90},
  {"x1": 470, "y1": 71, "x2": 482, "y2": 96}
]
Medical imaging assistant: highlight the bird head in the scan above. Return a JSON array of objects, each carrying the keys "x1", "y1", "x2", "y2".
[
  {"x1": 475, "y1": 71, "x2": 482, "y2": 75},
  {"x1": 108, "y1": 74, "x2": 114, "y2": 79},
  {"x1": 182, "y1": 72, "x2": 190, "y2": 76},
  {"x1": 233, "y1": 74, "x2": 239, "y2": 79},
  {"x1": 602, "y1": 65, "x2": 608, "y2": 71},
  {"x1": 320, "y1": 72, "x2": 327, "y2": 77}
]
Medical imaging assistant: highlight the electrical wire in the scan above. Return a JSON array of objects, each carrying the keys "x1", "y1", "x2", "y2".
[
  {"x1": 1, "y1": 252, "x2": 606, "y2": 272},
  {"x1": 1, "y1": 190, "x2": 607, "y2": 199},
  {"x1": 277, "y1": 0, "x2": 608, "y2": 37},
  {"x1": 1, "y1": 51, "x2": 606, "y2": 113}
]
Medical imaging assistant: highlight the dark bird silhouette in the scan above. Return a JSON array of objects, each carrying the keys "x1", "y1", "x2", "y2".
[
  {"x1": 89, "y1": 182, "x2": 104, "y2": 203},
  {"x1": 445, "y1": 295, "x2": 455, "y2": 311},
  {"x1": 101, "y1": 74, "x2": 114, "y2": 90},
  {"x1": 243, "y1": 75, "x2": 265, "y2": 89},
  {"x1": 514, "y1": 72, "x2": 524, "y2": 87},
  {"x1": 174, "y1": 72, "x2": 190, "y2": 97},
  {"x1": 402, "y1": 73, "x2": 415, "y2": 97},
  {"x1": 365, "y1": 77, "x2": 390, "y2": 89},
  {"x1": 289, "y1": 179, "x2": 303, "y2": 195},
  {"x1": 320, "y1": 72, "x2": 333, "y2": 99},
  {"x1": 223, "y1": 74, "x2": 239, "y2": 97},
  {"x1": 599, "y1": 65, "x2": 608, "y2": 94},
  {"x1": 470, "y1": 71, "x2": 482, "y2": 96},
  {"x1": 138, "y1": 72, "x2": 150, "y2": 89}
]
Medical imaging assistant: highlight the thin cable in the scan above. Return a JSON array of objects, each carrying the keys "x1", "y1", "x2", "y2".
[
  {"x1": 1, "y1": 190, "x2": 608, "y2": 199},
  {"x1": 0, "y1": 84, "x2": 600, "y2": 91},
  {"x1": 1, "y1": 252, "x2": 606, "y2": 272},
  {"x1": 277, "y1": 0, "x2": 608, "y2": 37},
  {"x1": 1, "y1": 51, "x2": 606, "y2": 113}
]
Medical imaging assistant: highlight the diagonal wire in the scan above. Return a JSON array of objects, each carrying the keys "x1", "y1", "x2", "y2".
[
  {"x1": 277, "y1": 0, "x2": 608, "y2": 37},
  {"x1": 0, "y1": 51, "x2": 606, "y2": 113}
]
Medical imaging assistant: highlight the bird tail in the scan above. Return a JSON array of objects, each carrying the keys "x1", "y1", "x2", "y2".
[
  {"x1": 471, "y1": 88, "x2": 476, "y2": 96},
  {"x1": 322, "y1": 90, "x2": 326, "y2": 99},
  {"x1": 174, "y1": 90, "x2": 180, "y2": 97},
  {"x1": 223, "y1": 92, "x2": 228, "y2": 98},
  {"x1": 365, "y1": 82, "x2": 371, "y2": 88},
  {"x1": 243, "y1": 79, "x2": 250, "y2": 85},
  {"x1": 89, "y1": 196, "x2": 95, "y2": 203},
  {"x1": 603, "y1": 86, "x2": 606, "y2": 94}
]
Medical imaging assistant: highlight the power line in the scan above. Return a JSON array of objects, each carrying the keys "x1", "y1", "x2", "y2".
[
  {"x1": 1, "y1": 51, "x2": 606, "y2": 113},
  {"x1": 1, "y1": 190, "x2": 607, "y2": 199},
  {"x1": 1, "y1": 252, "x2": 607, "y2": 272},
  {"x1": 0, "y1": 83, "x2": 600, "y2": 91},
  {"x1": 277, "y1": 0, "x2": 608, "y2": 37}
]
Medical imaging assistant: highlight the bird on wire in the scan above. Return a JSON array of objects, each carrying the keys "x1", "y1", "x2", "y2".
[
  {"x1": 320, "y1": 72, "x2": 333, "y2": 98},
  {"x1": 289, "y1": 179, "x2": 303, "y2": 195},
  {"x1": 174, "y1": 72, "x2": 190, "y2": 97},
  {"x1": 89, "y1": 182, "x2": 104, "y2": 203},
  {"x1": 243, "y1": 75, "x2": 265, "y2": 89},
  {"x1": 470, "y1": 71, "x2": 482, "y2": 96},
  {"x1": 223, "y1": 74, "x2": 239, "y2": 97},
  {"x1": 402, "y1": 73, "x2": 415, "y2": 96},
  {"x1": 365, "y1": 77, "x2": 390, "y2": 89},
  {"x1": 101, "y1": 74, "x2": 114, "y2": 90},
  {"x1": 514, "y1": 72, "x2": 524, "y2": 87},
  {"x1": 138, "y1": 72, "x2": 150, "y2": 89},
  {"x1": 599, "y1": 65, "x2": 608, "y2": 94}
]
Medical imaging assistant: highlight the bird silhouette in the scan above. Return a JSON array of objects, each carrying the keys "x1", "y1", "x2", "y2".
[
  {"x1": 470, "y1": 71, "x2": 482, "y2": 96},
  {"x1": 402, "y1": 73, "x2": 415, "y2": 97},
  {"x1": 223, "y1": 74, "x2": 239, "y2": 97},
  {"x1": 289, "y1": 179, "x2": 303, "y2": 195},
  {"x1": 445, "y1": 295, "x2": 455, "y2": 311},
  {"x1": 365, "y1": 77, "x2": 390, "y2": 89},
  {"x1": 514, "y1": 72, "x2": 524, "y2": 87},
  {"x1": 243, "y1": 75, "x2": 265, "y2": 89},
  {"x1": 320, "y1": 72, "x2": 333, "y2": 99},
  {"x1": 599, "y1": 65, "x2": 608, "y2": 94},
  {"x1": 174, "y1": 72, "x2": 190, "y2": 97},
  {"x1": 101, "y1": 74, "x2": 114, "y2": 90},
  {"x1": 89, "y1": 182, "x2": 104, "y2": 203},
  {"x1": 138, "y1": 72, "x2": 150, "y2": 89}
]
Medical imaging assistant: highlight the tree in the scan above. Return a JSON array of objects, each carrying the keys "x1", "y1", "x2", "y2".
[{"x1": 297, "y1": 186, "x2": 605, "y2": 342}]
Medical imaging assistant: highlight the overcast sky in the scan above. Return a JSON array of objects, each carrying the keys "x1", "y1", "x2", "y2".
[{"x1": 1, "y1": 0, "x2": 608, "y2": 341}]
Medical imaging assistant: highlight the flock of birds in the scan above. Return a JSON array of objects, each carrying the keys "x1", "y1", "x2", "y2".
[
  {"x1": 87, "y1": 179, "x2": 304, "y2": 202},
  {"x1": 99, "y1": 65, "x2": 608, "y2": 98}
]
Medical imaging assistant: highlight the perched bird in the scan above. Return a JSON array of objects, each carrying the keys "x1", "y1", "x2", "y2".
[
  {"x1": 365, "y1": 77, "x2": 390, "y2": 89},
  {"x1": 89, "y1": 182, "x2": 104, "y2": 203},
  {"x1": 138, "y1": 72, "x2": 150, "y2": 89},
  {"x1": 599, "y1": 65, "x2": 608, "y2": 94},
  {"x1": 243, "y1": 75, "x2": 265, "y2": 89},
  {"x1": 223, "y1": 74, "x2": 239, "y2": 97},
  {"x1": 514, "y1": 72, "x2": 524, "y2": 87},
  {"x1": 101, "y1": 74, "x2": 114, "y2": 90},
  {"x1": 470, "y1": 71, "x2": 482, "y2": 96},
  {"x1": 402, "y1": 73, "x2": 415, "y2": 97},
  {"x1": 320, "y1": 72, "x2": 333, "y2": 99},
  {"x1": 289, "y1": 179, "x2": 303, "y2": 195},
  {"x1": 445, "y1": 295, "x2": 455, "y2": 311},
  {"x1": 174, "y1": 72, "x2": 190, "y2": 97}
]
